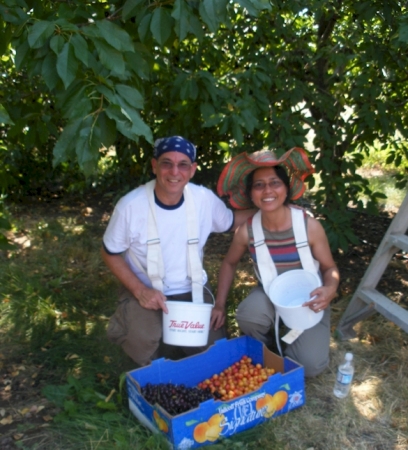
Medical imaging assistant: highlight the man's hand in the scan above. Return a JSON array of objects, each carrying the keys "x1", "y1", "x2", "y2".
[{"x1": 137, "y1": 286, "x2": 168, "y2": 313}]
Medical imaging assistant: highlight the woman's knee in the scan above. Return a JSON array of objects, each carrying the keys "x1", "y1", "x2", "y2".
[
  {"x1": 236, "y1": 286, "x2": 274, "y2": 325},
  {"x1": 237, "y1": 319, "x2": 275, "y2": 346}
]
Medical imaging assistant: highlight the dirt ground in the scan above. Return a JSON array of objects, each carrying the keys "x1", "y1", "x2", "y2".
[{"x1": 1, "y1": 196, "x2": 407, "y2": 449}]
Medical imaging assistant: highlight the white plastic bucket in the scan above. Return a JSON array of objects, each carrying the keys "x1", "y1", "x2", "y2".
[
  {"x1": 268, "y1": 269, "x2": 323, "y2": 330},
  {"x1": 162, "y1": 301, "x2": 213, "y2": 347}
]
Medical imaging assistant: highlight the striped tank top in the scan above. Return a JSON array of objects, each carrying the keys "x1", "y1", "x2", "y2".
[{"x1": 247, "y1": 212, "x2": 309, "y2": 277}]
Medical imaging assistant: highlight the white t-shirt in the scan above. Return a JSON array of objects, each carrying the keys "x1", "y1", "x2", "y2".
[{"x1": 103, "y1": 182, "x2": 234, "y2": 295}]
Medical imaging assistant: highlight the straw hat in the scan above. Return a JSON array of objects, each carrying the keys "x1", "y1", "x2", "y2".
[{"x1": 217, "y1": 148, "x2": 314, "y2": 209}]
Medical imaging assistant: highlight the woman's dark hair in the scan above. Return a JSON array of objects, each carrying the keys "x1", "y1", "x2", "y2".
[{"x1": 245, "y1": 165, "x2": 291, "y2": 205}]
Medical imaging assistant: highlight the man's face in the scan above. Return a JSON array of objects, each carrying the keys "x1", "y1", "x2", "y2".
[{"x1": 151, "y1": 151, "x2": 197, "y2": 203}]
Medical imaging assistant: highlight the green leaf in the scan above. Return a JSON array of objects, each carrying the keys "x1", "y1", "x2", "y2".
[
  {"x1": 138, "y1": 13, "x2": 152, "y2": 42},
  {"x1": 50, "y1": 35, "x2": 65, "y2": 55},
  {"x1": 15, "y1": 39, "x2": 30, "y2": 70},
  {"x1": 27, "y1": 20, "x2": 55, "y2": 48},
  {"x1": 96, "y1": 84, "x2": 117, "y2": 104},
  {"x1": 95, "y1": 20, "x2": 134, "y2": 52},
  {"x1": 42, "y1": 51, "x2": 59, "y2": 90},
  {"x1": 57, "y1": 3, "x2": 76, "y2": 20},
  {"x1": 122, "y1": 0, "x2": 145, "y2": 21},
  {"x1": 116, "y1": 84, "x2": 144, "y2": 109},
  {"x1": 60, "y1": 84, "x2": 93, "y2": 120},
  {"x1": 105, "y1": 104, "x2": 152, "y2": 143},
  {"x1": 0, "y1": 4, "x2": 28, "y2": 26},
  {"x1": 236, "y1": 0, "x2": 271, "y2": 15},
  {"x1": 180, "y1": 77, "x2": 198, "y2": 100},
  {"x1": 53, "y1": 118, "x2": 82, "y2": 166},
  {"x1": 56, "y1": 42, "x2": 78, "y2": 89},
  {"x1": 231, "y1": 115, "x2": 243, "y2": 146},
  {"x1": 71, "y1": 33, "x2": 89, "y2": 67},
  {"x1": 97, "y1": 112, "x2": 117, "y2": 148},
  {"x1": 105, "y1": 104, "x2": 136, "y2": 141},
  {"x1": 187, "y1": 12, "x2": 204, "y2": 41},
  {"x1": 54, "y1": 18, "x2": 78, "y2": 32},
  {"x1": 240, "y1": 109, "x2": 258, "y2": 133},
  {"x1": 92, "y1": 38, "x2": 125, "y2": 75},
  {"x1": 125, "y1": 51, "x2": 150, "y2": 80},
  {"x1": 0, "y1": 104, "x2": 14, "y2": 125},
  {"x1": 398, "y1": 22, "x2": 408, "y2": 43},
  {"x1": 122, "y1": 105, "x2": 153, "y2": 143},
  {"x1": 199, "y1": 0, "x2": 228, "y2": 33},
  {"x1": 150, "y1": 7, "x2": 172, "y2": 46},
  {"x1": 75, "y1": 119, "x2": 101, "y2": 177},
  {"x1": 172, "y1": 0, "x2": 191, "y2": 41}
]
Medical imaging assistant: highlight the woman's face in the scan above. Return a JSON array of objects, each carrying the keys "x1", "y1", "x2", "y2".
[{"x1": 250, "y1": 167, "x2": 289, "y2": 211}]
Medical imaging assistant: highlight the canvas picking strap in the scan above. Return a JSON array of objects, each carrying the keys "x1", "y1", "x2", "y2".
[
  {"x1": 252, "y1": 207, "x2": 319, "y2": 355},
  {"x1": 128, "y1": 180, "x2": 204, "y2": 302},
  {"x1": 145, "y1": 179, "x2": 166, "y2": 292},
  {"x1": 291, "y1": 207, "x2": 319, "y2": 275},
  {"x1": 184, "y1": 184, "x2": 204, "y2": 303}
]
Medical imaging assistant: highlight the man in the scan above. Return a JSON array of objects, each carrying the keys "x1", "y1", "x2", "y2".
[{"x1": 102, "y1": 136, "x2": 253, "y2": 366}]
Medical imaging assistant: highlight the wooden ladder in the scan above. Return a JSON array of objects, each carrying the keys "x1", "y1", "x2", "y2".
[{"x1": 336, "y1": 190, "x2": 408, "y2": 340}]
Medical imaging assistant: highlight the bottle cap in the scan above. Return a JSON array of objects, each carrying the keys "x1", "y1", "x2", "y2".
[{"x1": 345, "y1": 352, "x2": 353, "y2": 360}]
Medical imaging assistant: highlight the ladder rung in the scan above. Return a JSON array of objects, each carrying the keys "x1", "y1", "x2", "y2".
[
  {"x1": 388, "y1": 234, "x2": 408, "y2": 252},
  {"x1": 359, "y1": 288, "x2": 408, "y2": 334}
]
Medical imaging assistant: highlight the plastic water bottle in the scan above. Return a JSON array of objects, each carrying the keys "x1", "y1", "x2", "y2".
[{"x1": 333, "y1": 352, "x2": 354, "y2": 398}]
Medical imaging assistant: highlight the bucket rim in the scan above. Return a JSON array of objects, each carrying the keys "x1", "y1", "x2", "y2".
[
  {"x1": 165, "y1": 300, "x2": 213, "y2": 308},
  {"x1": 268, "y1": 269, "x2": 322, "y2": 309}
]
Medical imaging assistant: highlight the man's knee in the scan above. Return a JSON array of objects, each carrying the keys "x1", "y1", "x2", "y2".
[{"x1": 107, "y1": 296, "x2": 162, "y2": 365}]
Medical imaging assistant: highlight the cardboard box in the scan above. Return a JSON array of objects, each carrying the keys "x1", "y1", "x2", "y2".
[{"x1": 126, "y1": 336, "x2": 305, "y2": 449}]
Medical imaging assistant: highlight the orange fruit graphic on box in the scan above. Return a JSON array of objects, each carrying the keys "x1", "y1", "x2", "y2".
[
  {"x1": 256, "y1": 391, "x2": 288, "y2": 417},
  {"x1": 208, "y1": 413, "x2": 225, "y2": 427},
  {"x1": 206, "y1": 424, "x2": 221, "y2": 442},
  {"x1": 193, "y1": 413, "x2": 225, "y2": 443},
  {"x1": 153, "y1": 410, "x2": 169, "y2": 433},
  {"x1": 193, "y1": 422, "x2": 209, "y2": 443},
  {"x1": 271, "y1": 390, "x2": 288, "y2": 412},
  {"x1": 256, "y1": 393, "x2": 275, "y2": 417}
]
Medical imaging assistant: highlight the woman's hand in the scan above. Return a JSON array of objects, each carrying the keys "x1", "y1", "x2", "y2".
[{"x1": 303, "y1": 284, "x2": 337, "y2": 313}]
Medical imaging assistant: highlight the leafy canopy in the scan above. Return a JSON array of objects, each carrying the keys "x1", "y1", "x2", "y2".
[{"x1": 1, "y1": 0, "x2": 408, "y2": 250}]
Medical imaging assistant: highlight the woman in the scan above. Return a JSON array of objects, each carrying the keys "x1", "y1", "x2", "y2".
[{"x1": 211, "y1": 148, "x2": 340, "y2": 377}]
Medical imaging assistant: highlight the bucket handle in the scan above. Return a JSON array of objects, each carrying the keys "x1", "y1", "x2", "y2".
[{"x1": 191, "y1": 282, "x2": 215, "y2": 305}]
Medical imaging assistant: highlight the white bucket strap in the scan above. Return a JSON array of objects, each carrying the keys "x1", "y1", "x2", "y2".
[
  {"x1": 128, "y1": 180, "x2": 204, "y2": 302},
  {"x1": 252, "y1": 211, "x2": 284, "y2": 354},
  {"x1": 184, "y1": 184, "x2": 204, "y2": 303},
  {"x1": 252, "y1": 208, "x2": 319, "y2": 355},
  {"x1": 145, "y1": 179, "x2": 166, "y2": 293},
  {"x1": 252, "y1": 210, "x2": 277, "y2": 294},
  {"x1": 291, "y1": 207, "x2": 318, "y2": 275}
]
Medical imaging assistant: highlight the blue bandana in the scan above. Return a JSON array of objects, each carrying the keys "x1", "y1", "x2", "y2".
[{"x1": 153, "y1": 136, "x2": 197, "y2": 162}]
